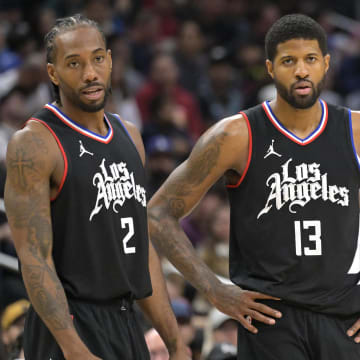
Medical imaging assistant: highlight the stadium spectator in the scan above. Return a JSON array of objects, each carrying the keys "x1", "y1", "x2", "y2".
[
  {"x1": 174, "y1": 20, "x2": 207, "y2": 95},
  {"x1": 1, "y1": 299, "x2": 29, "y2": 359},
  {"x1": 200, "y1": 203, "x2": 230, "y2": 278},
  {"x1": 198, "y1": 46, "x2": 244, "y2": 126},
  {"x1": 145, "y1": 328, "x2": 169, "y2": 360},
  {"x1": 136, "y1": 52, "x2": 204, "y2": 139}
]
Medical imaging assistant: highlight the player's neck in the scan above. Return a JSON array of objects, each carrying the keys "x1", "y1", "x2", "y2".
[
  {"x1": 269, "y1": 96, "x2": 323, "y2": 138},
  {"x1": 54, "y1": 100, "x2": 108, "y2": 136}
]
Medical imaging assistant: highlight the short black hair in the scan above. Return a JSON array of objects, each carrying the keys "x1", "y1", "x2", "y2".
[
  {"x1": 265, "y1": 14, "x2": 328, "y2": 61},
  {"x1": 44, "y1": 14, "x2": 106, "y2": 103}
]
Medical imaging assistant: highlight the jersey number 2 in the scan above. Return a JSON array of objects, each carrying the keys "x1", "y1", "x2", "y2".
[
  {"x1": 121, "y1": 217, "x2": 136, "y2": 254},
  {"x1": 294, "y1": 220, "x2": 322, "y2": 256}
]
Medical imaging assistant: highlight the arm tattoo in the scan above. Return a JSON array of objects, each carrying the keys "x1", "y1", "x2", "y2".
[
  {"x1": 6, "y1": 131, "x2": 72, "y2": 331},
  {"x1": 184, "y1": 133, "x2": 225, "y2": 185},
  {"x1": 149, "y1": 210, "x2": 216, "y2": 296},
  {"x1": 22, "y1": 214, "x2": 72, "y2": 331},
  {"x1": 7, "y1": 132, "x2": 49, "y2": 191},
  {"x1": 28, "y1": 215, "x2": 52, "y2": 259},
  {"x1": 164, "y1": 132, "x2": 228, "y2": 217},
  {"x1": 22, "y1": 264, "x2": 73, "y2": 330},
  {"x1": 148, "y1": 132, "x2": 228, "y2": 296},
  {"x1": 8, "y1": 148, "x2": 35, "y2": 190},
  {"x1": 6, "y1": 133, "x2": 50, "y2": 228},
  {"x1": 168, "y1": 198, "x2": 186, "y2": 219}
]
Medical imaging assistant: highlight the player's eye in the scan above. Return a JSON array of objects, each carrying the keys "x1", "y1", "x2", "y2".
[
  {"x1": 307, "y1": 56, "x2": 317, "y2": 63},
  {"x1": 282, "y1": 58, "x2": 293, "y2": 65},
  {"x1": 95, "y1": 55, "x2": 105, "y2": 63},
  {"x1": 68, "y1": 61, "x2": 79, "y2": 68}
]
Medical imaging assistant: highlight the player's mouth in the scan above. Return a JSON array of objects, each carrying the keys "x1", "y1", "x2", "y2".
[
  {"x1": 293, "y1": 81, "x2": 312, "y2": 95},
  {"x1": 81, "y1": 86, "x2": 104, "y2": 100}
]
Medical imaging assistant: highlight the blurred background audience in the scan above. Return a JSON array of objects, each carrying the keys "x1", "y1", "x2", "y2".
[
  {"x1": 145, "y1": 328, "x2": 169, "y2": 360},
  {"x1": 1, "y1": 0, "x2": 360, "y2": 358}
]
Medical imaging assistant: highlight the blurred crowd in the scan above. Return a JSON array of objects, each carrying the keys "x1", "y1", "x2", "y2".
[{"x1": 0, "y1": 0, "x2": 360, "y2": 359}]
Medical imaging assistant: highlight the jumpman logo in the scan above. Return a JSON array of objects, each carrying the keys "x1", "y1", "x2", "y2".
[
  {"x1": 79, "y1": 140, "x2": 94, "y2": 157},
  {"x1": 264, "y1": 139, "x2": 282, "y2": 159}
]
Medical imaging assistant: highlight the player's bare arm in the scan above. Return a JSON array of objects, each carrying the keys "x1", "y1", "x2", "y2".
[
  {"x1": 347, "y1": 110, "x2": 360, "y2": 343},
  {"x1": 4, "y1": 122, "x2": 101, "y2": 360},
  {"x1": 148, "y1": 115, "x2": 282, "y2": 333},
  {"x1": 121, "y1": 118, "x2": 188, "y2": 357}
]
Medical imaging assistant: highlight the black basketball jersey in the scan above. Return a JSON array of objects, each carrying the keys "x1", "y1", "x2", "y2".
[
  {"x1": 227, "y1": 100, "x2": 360, "y2": 315},
  {"x1": 29, "y1": 103, "x2": 152, "y2": 302}
]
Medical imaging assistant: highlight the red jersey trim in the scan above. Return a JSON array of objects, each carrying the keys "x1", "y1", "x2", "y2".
[
  {"x1": 44, "y1": 104, "x2": 113, "y2": 144},
  {"x1": 227, "y1": 112, "x2": 252, "y2": 188},
  {"x1": 29, "y1": 118, "x2": 68, "y2": 201},
  {"x1": 262, "y1": 100, "x2": 328, "y2": 146}
]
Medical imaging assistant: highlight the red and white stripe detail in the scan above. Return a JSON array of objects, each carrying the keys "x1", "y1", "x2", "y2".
[
  {"x1": 44, "y1": 104, "x2": 113, "y2": 144},
  {"x1": 262, "y1": 99, "x2": 328, "y2": 146}
]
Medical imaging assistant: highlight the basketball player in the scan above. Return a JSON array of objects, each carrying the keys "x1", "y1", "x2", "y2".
[
  {"x1": 4, "y1": 15, "x2": 188, "y2": 360},
  {"x1": 148, "y1": 14, "x2": 360, "y2": 359}
]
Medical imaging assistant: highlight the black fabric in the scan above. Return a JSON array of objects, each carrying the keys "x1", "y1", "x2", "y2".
[
  {"x1": 227, "y1": 101, "x2": 360, "y2": 315},
  {"x1": 23, "y1": 299, "x2": 150, "y2": 360},
  {"x1": 237, "y1": 300, "x2": 360, "y2": 359},
  {"x1": 28, "y1": 105, "x2": 152, "y2": 301}
]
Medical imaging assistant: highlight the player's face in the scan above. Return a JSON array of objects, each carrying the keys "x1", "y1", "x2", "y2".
[
  {"x1": 48, "y1": 26, "x2": 112, "y2": 112},
  {"x1": 266, "y1": 39, "x2": 330, "y2": 109}
]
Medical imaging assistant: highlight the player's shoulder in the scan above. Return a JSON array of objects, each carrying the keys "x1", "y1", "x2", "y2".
[
  {"x1": 221, "y1": 112, "x2": 248, "y2": 134},
  {"x1": 204, "y1": 112, "x2": 249, "y2": 146},
  {"x1": 7, "y1": 111, "x2": 60, "y2": 166},
  {"x1": 10, "y1": 118, "x2": 49, "y2": 145}
]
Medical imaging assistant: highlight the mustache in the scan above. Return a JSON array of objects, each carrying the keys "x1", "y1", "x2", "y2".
[
  {"x1": 291, "y1": 79, "x2": 314, "y2": 90},
  {"x1": 80, "y1": 82, "x2": 105, "y2": 92}
]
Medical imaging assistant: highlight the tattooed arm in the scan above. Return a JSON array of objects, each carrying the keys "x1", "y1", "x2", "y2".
[
  {"x1": 148, "y1": 115, "x2": 282, "y2": 333},
  {"x1": 4, "y1": 122, "x2": 101, "y2": 359}
]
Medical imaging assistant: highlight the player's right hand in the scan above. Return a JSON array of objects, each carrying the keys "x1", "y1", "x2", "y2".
[{"x1": 209, "y1": 283, "x2": 282, "y2": 334}]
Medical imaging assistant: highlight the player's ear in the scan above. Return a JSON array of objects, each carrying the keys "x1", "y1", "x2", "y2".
[
  {"x1": 107, "y1": 49, "x2": 112, "y2": 72},
  {"x1": 47, "y1": 63, "x2": 59, "y2": 86},
  {"x1": 266, "y1": 59, "x2": 274, "y2": 79},
  {"x1": 324, "y1": 53, "x2": 330, "y2": 74}
]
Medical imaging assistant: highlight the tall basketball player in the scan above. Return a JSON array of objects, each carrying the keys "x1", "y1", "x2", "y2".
[
  {"x1": 148, "y1": 14, "x2": 360, "y2": 359},
  {"x1": 4, "y1": 14, "x2": 188, "y2": 360}
]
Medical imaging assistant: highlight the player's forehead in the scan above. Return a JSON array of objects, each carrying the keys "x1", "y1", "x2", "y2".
[
  {"x1": 274, "y1": 38, "x2": 322, "y2": 60},
  {"x1": 54, "y1": 26, "x2": 106, "y2": 60}
]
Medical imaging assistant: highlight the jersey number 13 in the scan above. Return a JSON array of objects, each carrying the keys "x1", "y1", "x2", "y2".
[{"x1": 294, "y1": 220, "x2": 322, "y2": 256}]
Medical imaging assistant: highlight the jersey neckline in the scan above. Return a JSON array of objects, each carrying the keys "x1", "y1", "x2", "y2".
[
  {"x1": 262, "y1": 99, "x2": 328, "y2": 146},
  {"x1": 44, "y1": 103, "x2": 113, "y2": 144}
]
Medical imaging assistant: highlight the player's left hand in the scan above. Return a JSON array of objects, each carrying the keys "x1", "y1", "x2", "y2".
[{"x1": 347, "y1": 318, "x2": 360, "y2": 343}]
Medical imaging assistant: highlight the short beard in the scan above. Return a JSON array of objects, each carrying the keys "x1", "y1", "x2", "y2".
[
  {"x1": 76, "y1": 84, "x2": 111, "y2": 113},
  {"x1": 60, "y1": 81, "x2": 112, "y2": 113},
  {"x1": 76, "y1": 87, "x2": 110, "y2": 113},
  {"x1": 274, "y1": 75, "x2": 325, "y2": 109}
]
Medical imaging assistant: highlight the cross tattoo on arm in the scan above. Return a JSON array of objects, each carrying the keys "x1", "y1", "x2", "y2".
[{"x1": 10, "y1": 148, "x2": 35, "y2": 190}]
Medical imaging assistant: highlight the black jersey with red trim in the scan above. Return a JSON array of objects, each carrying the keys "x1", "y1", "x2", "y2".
[
  {"x1": 29, "y1": 103, "x2": 152, "y2": 302},
  {"x1": 227, "y1": 100, "x2": 360, "y2": 315}
]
